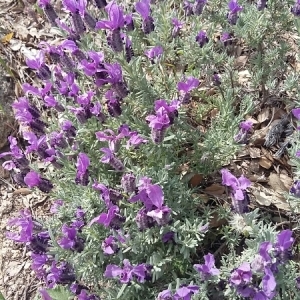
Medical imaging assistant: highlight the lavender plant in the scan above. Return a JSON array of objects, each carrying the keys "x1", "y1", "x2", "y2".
[{"x1": 4, "y1": 0, "x2": 300, "y2": 299}]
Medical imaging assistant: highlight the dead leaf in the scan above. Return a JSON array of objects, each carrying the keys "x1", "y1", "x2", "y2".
[
  {"x1": 249, "y1": 127, "x2": 269, "y2": 145},
  {"x1": 245, "y1": 117, "x2": 259, "y2": 124},
  {"x1": 204, "y1": 184, "x2": 225, "y2": 196},
  {"x1": 248, "y1": 174, "x2": 268, "y2": 183},
  {"x1": 259, "y1": 157, "x2": 272, "y2": 169},
  {"x1": 193, "y1": 193, "x2": 209, "y2": 204},
  {"x1": 238, "y1": 70, "x2": 251, "y2": 84},
  {"x1": 234, "y1": 55, "x2": 248, "y2": 68},
  {"x1": 279, "y1": 174, "x2": 293, "y2": 191},
  {"x1": 253, "y1": 190, "x2": 272, "y2": 206},
  {"x1": 209, "y1": 211, "x2": 227, "y2": 228},
  {"x1": 9, "y1": 39, "x2": 22, "y2": 51},
  {"x1": 257, "y1": 108, "x2": 270, "y2": 123},
  {"x1": 12, "y1": 188, "x2": 32, "y2": 195},
  {"x1": 268, "y1": 173, "x2": 289, "y2": 193},
  {"x1": 261, "y1": 148, "x2": 274, "y2": 163},
  {"x1": 205, "y1": 88, "x2": 217, "y2": 96},
  {"x1": 189, "y1": 174, "x2": 204, "y2": 188},
  {"x1": 249, "y1": 159, "x2": 261, "y2": 173},
  {"x1": 14, "y1": 24, "x2": 30, "y2": 40},
  {"x1": 0, "y1": 165, "x2": 10, "y2": 178},
  {"x1": 209, "y1": 108, "x2": 219, "y2": 119},
  {"x1": 249, "y1": 147, "x2": 261, "y2": 158},
  {"x1": 1, "y1": 32, "x2": 14, "y2": 44},
  {"x1": 251, "y1": 185, "x2": 290, "y2": 211}
]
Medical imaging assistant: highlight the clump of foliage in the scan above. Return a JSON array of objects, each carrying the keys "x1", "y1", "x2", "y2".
[{"x1": 4, "y1": 0, "x2": 300, "y2": 299}]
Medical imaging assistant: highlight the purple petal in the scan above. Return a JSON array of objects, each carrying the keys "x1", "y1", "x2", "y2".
[
  {"x1": 104, "y1": 264, "x2": 123, "y2": 278},
  {"x1": 24, "y1": 171, "x2": 40, "y2": 187}
]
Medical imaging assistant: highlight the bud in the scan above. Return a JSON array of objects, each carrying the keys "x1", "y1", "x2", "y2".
[{"x1": 121, "y1": 173, "x2": 136, "y2": 193}]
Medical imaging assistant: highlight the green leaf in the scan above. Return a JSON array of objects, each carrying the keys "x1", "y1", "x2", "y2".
[
  {"x1": 46, "y1": 286, "x2": 72, "y2": 300},
  {"x1": 117, "y1": 284, "x2": 127, "y2": 299},
  {"x1": 0, "y1": 291, "x2": 5, "y2": 300}
]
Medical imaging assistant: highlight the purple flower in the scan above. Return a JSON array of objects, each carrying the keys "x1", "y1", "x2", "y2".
[
  {"x1": 171, "y1": 18, "x2": 184, "y2": 38},
  {"x1": 194, "y1": 253, "x2": 220, "y2": 279},
  {"x1": 92, "y1": 181, "x2": 122, "y2": 207},
  {"x1": 136, "y1": 0, "x2": 154, "y2": 34},
  {"x1": 89, "y1": 205, "x2": 124, "y2": 229},
  {"x1": 184, "y1": 0, "x2": 194, "y2": 16},
  {"x1": 49, "y1": 131, "x2": 68, "y2": 149},
  {"x1": 196, "y1": 30, "x2": 209, "y2": 48},
  {"x1": 58, "y1": 224, "x2": 84, "y2": 252},
  {"x1": 124, "y1": 13, "x2": 134, "y2": 31},
  {"x1": 102, "y1": 235, "x2": 118, "y2": 254},
  {"x1": 251, "y1": 255, "x2": 265, "y2": 273},
  {"x1": 26, "y1": 51, "x2": 46, "y2": 69},
  {"x1": 257, "y1": 0, "x2": 267, "y2": 10},
  {"x1": 28, "y1": 231, "x2": 50, "y2": 254},
  {"x1": 296, "y1": 277, "x2": 300, "y2": 290},
  {"x1": 259, "y1": 241, "x2": 273, "y2": 265},
  {"x1": 39, "y1": 289, "x2": 52, "y2": 300},
  {"x1": 292, "y1": 108, "x2": 300, "y2": 120},
  {"x1": 12, "y1": 97, "x2": 35, "y2": 124},
  {"x1": 227, "y1": 0, "x2": 243, "y2": 25},
  {"x1": 199, "y1": 223, "x2": 209, "y2": 233},
  {"x1": 93, "y1": 0, "x2": 107, "y2": 9},
  {"x1": 157, "y1": 289, "x2": 173, "y2": 299},
  {"x1": 121, "y1": 173, "x2": 136, "y2": 193},
  {"x1": 262, "y1": 267, "x2": 276, "y2": 298},
  {"x1": 174, "y1": 285, "x2": 199, "y2": 300},
  {"x1": 130, "y1": 180, "x2": 164, "y2": 209},
  {"x1": 145, "y1": 46, "x2": 163, "y2": 60},
  {"x1": 155, "y1": 99, "x2": 180, "y2": 123},
  {"x1": 46, "y1": 262, "x2": 76, "y2": 287},
  {"x1": 135, "y1": 0, "x2": 150, "y2": 19},
  {"x1": 130, "y1": 179, "x2": 172, "y2": 227},
  {"x1": 230, "y1": 262, "x2": 252, "y2": 286},
  {"x1": 290, "y1": 180, "x2": 300, "y2": 197},
  {"x1": 57, "y1": 225, "x2": 76, "y2": 249},
  {"x1": 50, "y1": 199, "x2": 64, "y2": 213},
  {"x1": 177, "y1": 77, "x2": 199, "y2": 103},
  {"x1": 212, "y1": 73, "x2": 221, "y2": 86},
  {"x1": 234, "y1": 120, "x2": 253, "y2": 144},
  {"x1": 240, "y1": 120, "x2": 253, "y2": 131},
  {"x1": 79, "y1": 52, "x2": 105, "y2": 77},
  {"x1": 135, "y1": 207, "x2": 155, "y2": 230},
  {"x1": 31, "y1": 253, "x2": 48, "y2": 277},
  {"x1": 62, "y1": 0, "x2": 86, "y2": 14},
  {"x1": 221, "y1": 169, "x2": 251, "y2": 201},
  {"x1": 162, "y1": 231, "x2": 175, "y2": 243},
  {"x1": 38, "y1": 0, "x2": 59, "y2": 27},
  {"x1": 26, "y1": 51, "x2": 51, "y2": 80},
  {"x1": 146, "y1": 205, "x2": 171, "y2": 226},
  {"x1": 274, "y1": 230, "x2": 295, "y2": 256},
  {"x1": 146, "y1": 107, "x2": 170, "y2": 143},
  {"x1": 100, "y1": 147, "x2": 124, "y2": 171},
  {"x1": 193, "y1": 0, "x2": 207, "y2": 15},
  {"x1": 104, "y1": 259, "x2": 151, "y2": 283},
  {"x1": 96, "y1": 126, "x2": 129, "y2": 152},
  {"x1": 0, "y1": 136, "x2": 26, "y2": 170},
  {"x1": 6, "y1": 209, "x2": 33, "y2": 242},
  {"x1": 221, "y1": 32, "x2": 233, "y2": 46},
  {"x1": 24, "y1": 171, "x2": 53, "y2": 193},
  {"x1": 75, "y1": 153, "x2": 90, "y2": 186},
  {"x1": 291, "y1": 0, "x2": 300, "y2": 16},
  {"x1": 95, "y1": 2, "x2": 125, "y2": 52},
  {"x1": 96, "y1": 1, "x2": 124, "y2": 30},
  {"x1": 126, "y1": 131, "x2": 148, "y2": 149}
]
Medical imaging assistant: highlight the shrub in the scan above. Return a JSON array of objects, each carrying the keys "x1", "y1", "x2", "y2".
[{"x1": 4, "y1": 0, "x2": 300, "y2": 299}]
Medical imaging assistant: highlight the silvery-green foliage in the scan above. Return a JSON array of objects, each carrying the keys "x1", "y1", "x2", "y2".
[{"x1": 17, "y1": 0, "x2": 300, "y2": 299}]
